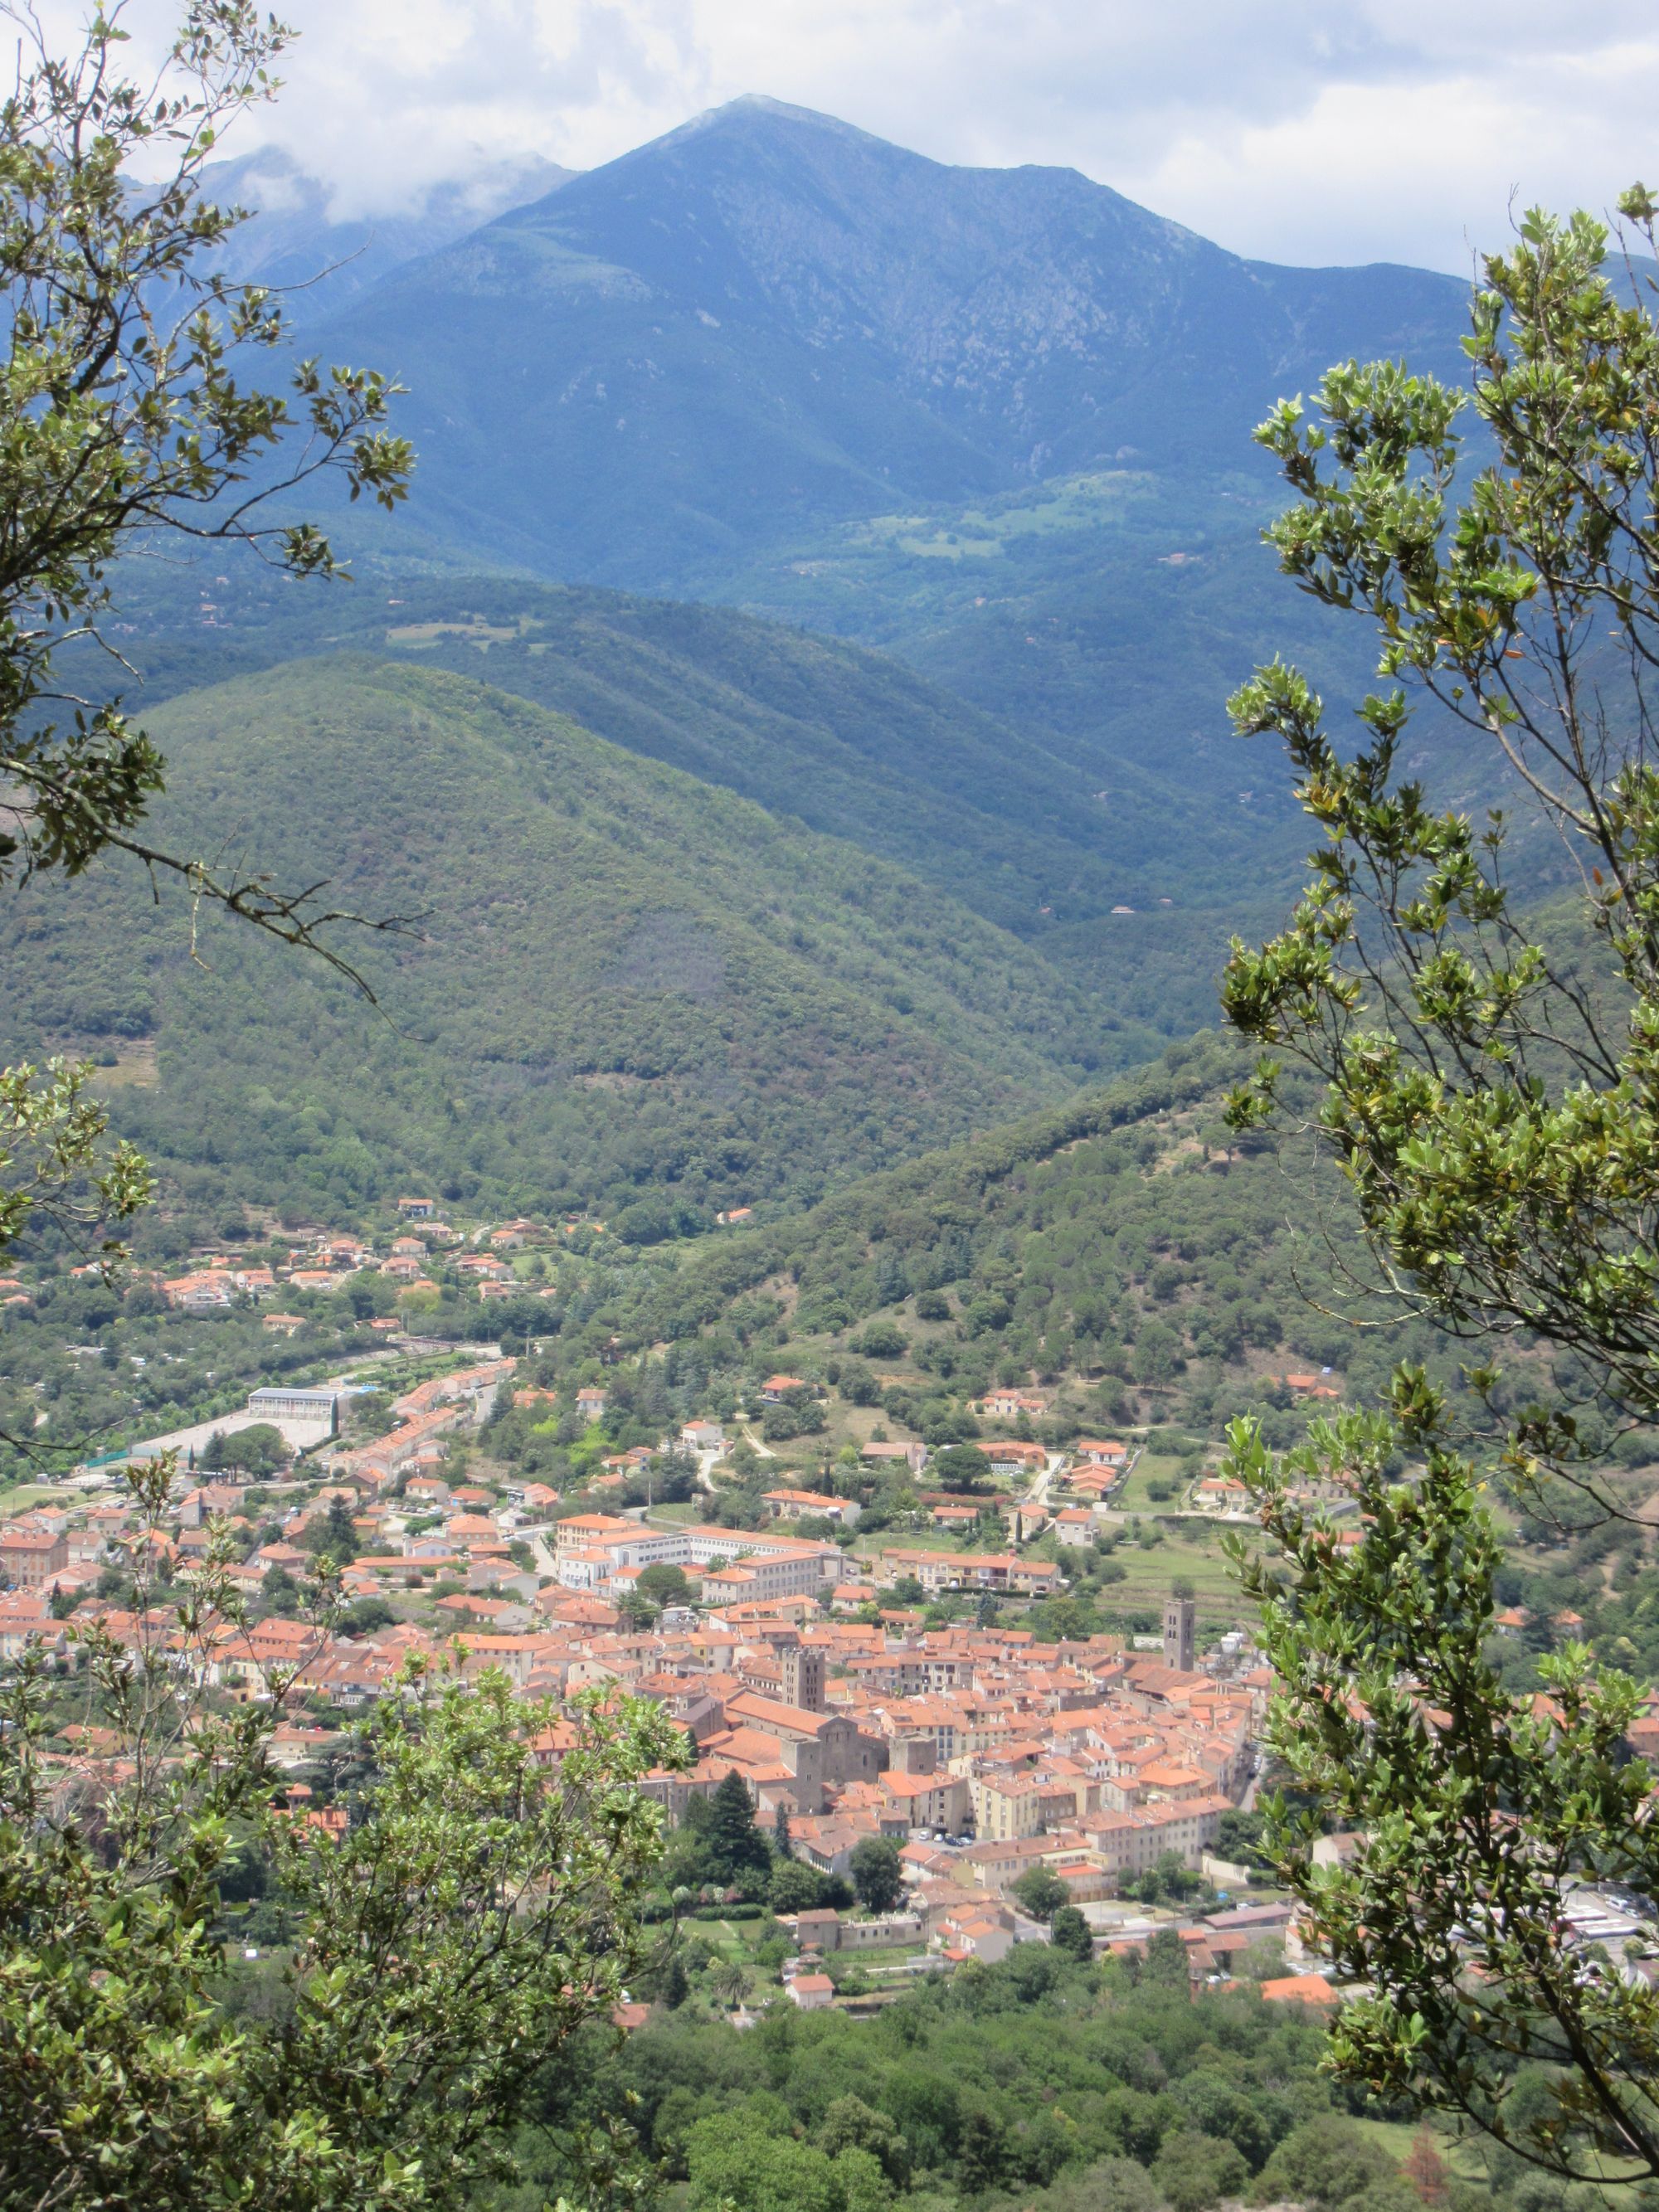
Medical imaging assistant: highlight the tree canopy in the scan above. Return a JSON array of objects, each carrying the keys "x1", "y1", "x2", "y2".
[
  {"x1": 1224, "y1": 193, "x2": 1659, "y2": 2181},
  {"x1": 0, "y1": 0, "x2": 410, "y2": 1263}
]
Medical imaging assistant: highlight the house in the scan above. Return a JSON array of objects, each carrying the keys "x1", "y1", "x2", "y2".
[
  {"x1": 880, "y1": 1767, "x2": 972, "y2": 1833},
  {"x1": 1194, "y1": 1475, "x2": 1251, "y2": 1514},
  {"x1": 680, "y1": 1419, "x2": 727, "y2": 1452},
  {"x1": 933, "y1": 1912, "x2": 1015, "y2": 1965},
  {"x1": 575, "y1": 1387, "x2": 608, "y2": 1420},
  {"x1": 396, "y1": 1197, "x2": 436, "y2": 1219},
  {"x1": 789, "y1": 1971, "x2": 835, "y2": 2010},
  {"x1": 262, "y1": 1312, "x2": 306, "y2": 1336},
  {"x1": 1274, "y1": 1373, "x2": 1342, "y2": 1401},
  {"x1": 876, "y1": 1548, "x2": 1058, "y2": 1599},
  {"x1": 161, "y1": 1271, "x2": 234, "y2": 1311},
  {"x1": 760, "y1": 1374, "x2": 811, "y2": 1404},
  {"x1": 0, "y1": 1528, "x2": 67, "y2": 1588},
  {"x1": 976, "y1": 1389, "x2": 1048, "y2": 1420},
  {"x1": 931, "y1": 1503, "x2": 982, "y2": 1532},
  {"x1": 971, "y1": 1772, "x2": 1047, "y2": 1842},
  {"x1": 764, "y1": 1486, "x2": 859, "y2": 1527},
  {"x1": 1074, "y1": 1440, "x2": 1129, "y2": 1470},
  {"x1": 1052, "y1": 1509, "x2": 1097, "y2": 1549},
  {"x1": 986, "y1": 1441, "x2": 1048, "y2": 1475},
  {"x1": 862, "y1": 1441, "x2": 928, "y2": 1476}
]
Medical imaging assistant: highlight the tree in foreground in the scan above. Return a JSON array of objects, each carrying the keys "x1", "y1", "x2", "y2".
[
  {"x1": 0, "y1": 0, "x2": 411, "y2": 1265},
  {"x1": 0, "y1": 1458, "x2": 687, "y2": 2210},
  {"x1": 1223, "y1": 193, "x2": 1659, "y2": 2180}
]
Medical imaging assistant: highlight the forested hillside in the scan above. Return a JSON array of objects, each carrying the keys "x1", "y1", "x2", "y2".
[
  {"x1": 0, "y1": 654, "x2": 1167, "y2": 1223},
  {"x1": 525, "y1": 1036, "x2": 1477, "y2": 1443},
  {"x1": 75, "y1": 565, "x2": 1292, "y2": 963}
]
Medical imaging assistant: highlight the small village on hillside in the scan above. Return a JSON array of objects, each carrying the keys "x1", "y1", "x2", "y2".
[{"x1": 4, "y1": 1199, "x2": 1655, "y2": 2016}]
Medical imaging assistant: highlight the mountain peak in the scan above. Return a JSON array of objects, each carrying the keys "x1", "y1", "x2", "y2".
[
  {"x1": 321, "y1": 96, "x2": 1468, "y2": 587},
  {"x1": 600, "y1": 90, "x2": 937, "y2": 183}
]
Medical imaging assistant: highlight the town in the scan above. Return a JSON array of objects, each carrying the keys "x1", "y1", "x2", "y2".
[
  {"x1": 9, "y1": 1189, "x2": 1653, "y2": 2026},
  {"x1": 0, "y1": 1198, "x2": 1319, "y2": 2005}
]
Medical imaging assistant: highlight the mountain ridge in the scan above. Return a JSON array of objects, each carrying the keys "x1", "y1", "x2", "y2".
[{"x1": 304, "y1": 95, "x2": 1472, "y2": 589}]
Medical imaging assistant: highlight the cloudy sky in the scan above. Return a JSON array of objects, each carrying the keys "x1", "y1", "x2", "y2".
[{"x1": 150, "y1": 0, "x2": 1659, "y2": 271}]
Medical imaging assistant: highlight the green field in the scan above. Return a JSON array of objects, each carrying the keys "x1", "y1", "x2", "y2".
[{"x1": 0, "y1": 1483, "x2": 63, "y2": 1519}]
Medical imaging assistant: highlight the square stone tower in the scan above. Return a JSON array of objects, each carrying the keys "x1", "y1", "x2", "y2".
[
  {"x1": 781, "y1": 1641, "x2": 825, "y2": 1713},
  {"x1": 1162, "y1": 1593, "x2": 1196, "y2": 1673}
]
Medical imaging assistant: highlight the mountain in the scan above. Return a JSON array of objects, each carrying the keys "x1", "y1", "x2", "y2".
[
  {"x1": 0, "y1": 655, "x2": 1170, "y2": 1226},
  {"x1": 198, "y1": 148, "x2": 577, "y2": 314},
  {"x1": 307, "y1": 96, "x2": 1471, "y2": 590}
]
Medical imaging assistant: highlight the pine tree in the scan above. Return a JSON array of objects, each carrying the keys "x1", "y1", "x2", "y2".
[
  {"x1": 700, "y1": 1770, "x2": 771, "y2": 1884},
  {"x1": 1050, "y1": 1905, "x2": 1094, "y2": 1962},
  {"x1": 662, "y1": 1954, "x2": 690, "y2": 2010},
  {"x1": 1143, "y1": 1925, "x2": 1191, "y2": 1991},
  {"x1": 956, "y1": 2112, "x2": 1005, "y2": 2195}
]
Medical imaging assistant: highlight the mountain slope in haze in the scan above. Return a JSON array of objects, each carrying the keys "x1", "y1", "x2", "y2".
[
  {"x1": 200, "y1": 147, "x2": 576, "y2": 313},
  {"x1": 309, "y1": 95, "x2": 1470, "y2": 588},
  {"x1": 0, "y1": 656, "x2": 1165, "y2": 1223}
]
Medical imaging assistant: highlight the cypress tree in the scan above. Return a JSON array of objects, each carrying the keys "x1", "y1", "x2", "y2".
[{"x1": 701, "y1": 1770, "x2": 771, "y2": 1882}]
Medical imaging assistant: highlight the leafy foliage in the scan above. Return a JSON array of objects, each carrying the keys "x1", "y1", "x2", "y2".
[
  {"x1": 0, "y1": 1456, "x2": 684, "y2": 2210},
  {"x1": 0, "y1": 0, "x2": 408, "y2": 952},
  {"x1": 1221, "y1": 193, "x2": 1659, "y2": 2180}
]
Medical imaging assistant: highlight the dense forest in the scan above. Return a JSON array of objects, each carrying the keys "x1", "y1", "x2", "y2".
[
  {"x1": 0, "y1": 654, "x2": 1170, "y2": 1224},
  {"x1": 493, "y1": 1944, "x2": 1532, "y2": 2212}
]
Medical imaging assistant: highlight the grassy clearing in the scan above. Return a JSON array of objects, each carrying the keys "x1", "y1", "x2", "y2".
[
  {"x1": 1102, "y1": 1525, "x2": 1256, "y2": 1619},
  {"x1": 1113, "y1": 1453, "x2": 1190, "y2": 1514},
  {"x1": 0, "y1": 1483, "x2": 62, "y2": 1519}
]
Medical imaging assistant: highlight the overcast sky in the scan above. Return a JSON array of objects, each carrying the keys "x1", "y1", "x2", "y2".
[{"x1": 141, "y1": 1, "x2": 1659, "y2": 272}]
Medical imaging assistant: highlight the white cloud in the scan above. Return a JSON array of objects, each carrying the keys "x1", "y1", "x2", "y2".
[{"x1": 78, "y1": 0, "x2": 1659, "y2": 269}]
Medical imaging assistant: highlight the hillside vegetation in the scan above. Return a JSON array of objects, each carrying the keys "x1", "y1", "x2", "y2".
[
  {"x1": 0, "y1": 654, "x2": 1168, "y2": 1223},
  {"x1": 532, "y1": 1036, "x2": 1472, "y2": 1442},
  {"x1": 75, "y1": 566, "x2": 1274, "y2": 965}
]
